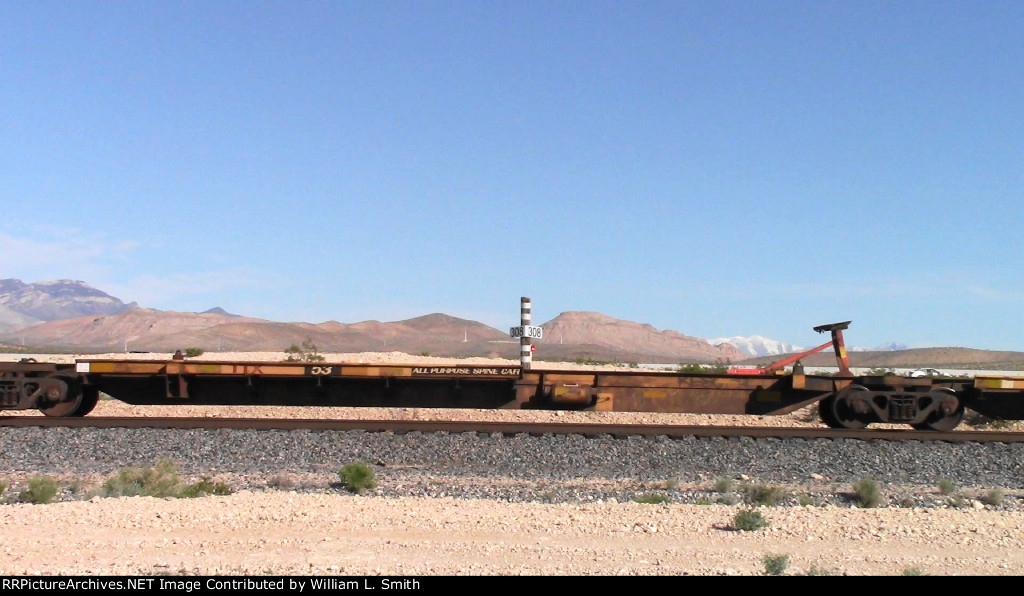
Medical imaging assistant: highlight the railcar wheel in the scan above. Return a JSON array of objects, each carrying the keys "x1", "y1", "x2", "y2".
[
  {"x1": 828, "y1": 385, "x2": 873, "y2": 430},
  {"x1": 72, "y1": 386, "x2": 100, "y2": 417},
  {"x1": 818, "y1": 397, "x2": 843, "y2": 429},
  {"x1": 40, "y1": 393, "x2": 83, "y2": 417},
  {"x1": 39, "y1": 377, "x2": 83, "y2": 417}
]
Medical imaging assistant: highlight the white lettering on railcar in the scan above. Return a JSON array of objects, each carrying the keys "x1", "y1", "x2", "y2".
[{"x1": 411, "y1": 367, "x2": 518, "y2": 376}]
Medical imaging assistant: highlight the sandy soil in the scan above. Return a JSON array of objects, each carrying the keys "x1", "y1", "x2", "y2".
[{"x1": 2, "y1": 492, "x2": 1023, "y2": 576}]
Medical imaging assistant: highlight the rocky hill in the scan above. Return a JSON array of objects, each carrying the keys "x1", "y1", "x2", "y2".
[
  {"x1": 2, "y1": 305, "x2": 741, "y2": 363},
  {"x1": 0, "y1": 279, "x2": 135, "y2": 333},
  {"x1": 536, "y1": 311, "x2": 745, "y2": 363}
]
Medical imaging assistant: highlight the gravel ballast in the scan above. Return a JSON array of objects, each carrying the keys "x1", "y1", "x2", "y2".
[{"x1": 2, "y1": 425, "x2": 1023, "y2": 507}]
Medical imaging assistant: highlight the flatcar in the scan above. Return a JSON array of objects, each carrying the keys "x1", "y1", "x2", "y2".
[{"x1": 2, "y1": 321, "x2": 1022, "y2": 430}]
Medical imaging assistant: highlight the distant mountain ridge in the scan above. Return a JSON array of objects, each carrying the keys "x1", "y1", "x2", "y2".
[
  {"x1": 3, "y1": 278, "x2": 1022, "y2": 369},
  {"x1": 0, "y1": 279, "x2": 136, "y2": 333},
  {"x1": 540, "y1": 311, "x2": 744, "y2": 363},
  {"x1": 708, "y1": 335, "x2": 806, "y2": 357},
  {"x1": 709, "y1": 335, "x2": 910, "y2": 357}
]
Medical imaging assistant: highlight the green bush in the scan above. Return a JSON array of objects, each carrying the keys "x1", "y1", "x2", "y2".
[
  {"x1": 0, "y1": 480, "x2": 7, "y2": 498},
  {"x1": 20, "y1": 476, "x2": 60, "y2": 504},
  {"x1": 938, "y1": 478, "x2": 957, "y2": 495},
  {"x1": 100, "y1": 459, "x2": 231, "y2": 499},
  {"x1": 184, "y1": 347, "x2": 204, "y2": 357},
  {"x1": 103, "y1": 458, "x2": 182, "y2": 498},
  {"x1": 339, "y1": 462, "x2": 378, "y2": 494},
  {"x1": 853, "y1": 477, "x2": 883, "y2": 508},
  {"x1": 179, "y1": 478, "x2": 232, "y2": 498},
  {"x1": 732, "y1": 508, "x2": 768, "y2": 531},
  {"x1": 762, "y1": 553, "x2": 789, "y2": 576},
  {"x1": 633, "y1": 494, "x2": 670, "y2": 504},
  {"x1": 797, "y1": 495, "x2": 820, "y2": 507}
]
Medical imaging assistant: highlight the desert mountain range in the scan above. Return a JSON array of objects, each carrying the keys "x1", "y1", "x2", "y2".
[
  {"x1": 2, "y1": 279, "x2": 1023, "y2": 369},
  {"x1": 2, "y1": 306, "x2": 746, "y2": 363}
]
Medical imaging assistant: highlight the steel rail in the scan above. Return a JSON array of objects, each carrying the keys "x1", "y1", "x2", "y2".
[{"x1": 1, "y1": 416, "x2": 1022, "y2": 443}]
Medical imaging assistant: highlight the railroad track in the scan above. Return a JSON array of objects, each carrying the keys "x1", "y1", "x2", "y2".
[{"x1": 3, "y1": 415, "x2": 1023, "y2": 443}]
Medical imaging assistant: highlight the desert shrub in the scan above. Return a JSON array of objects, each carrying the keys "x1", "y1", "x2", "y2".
[
  {"x1": 267, "y1": 473, "x2": 296, "y2": 490},
  {"x1": 903, "y1": 567, "x2": 925, "y2": 576},
  {"x1": 938, "y1": 478, "x2": 957, "y2": 495},
  {"x1": 716, "y1": 493, "x2": 740, "y2": 505},
  {"x1": 103, "y1": 460, "x2": 231, "y2": 499},
  {"x1": 797, "y1": 494, "x2": 821, "y2": 507},
  {"x1": 743, "y1": 484, "x2": 783, "y2": 506},
  {"x1": 0, "y1": 480, "x2": 7, "y2": 498},
  {"x1": 713, "y1": 477, "x2": 734, "y2": 493},
  {"x1": 853, "y1": 477, "x2": 883, "y2": 508},
  {"x1": 103, "y1": 458, "x2": 182, "y2": 497},
  {"x1": 67, "y1": 479, "x2": 90, "y2": 495},
  {"x1": 657, "y1": 478, "x2": 679, "y2": 490},
  {"x1": 184, "y1": 347, "x2": 204, "y2": 357},
  {"x1": 339, "y1": 462, "x2": 378, "y2": 494},
  {"x1": 20, "y1": 476, "x2": 60, "y2": 504},
  {"x1": 284, "y1": 339, "x2": 325, "y2": 362},
  {"x1": 732, "y1": 508, "x2": 767, "y2": 531},
  {"x1": 179, "y1": 478, "x2": 232, "y2": 498},
  {"x1": 633, "y1": 494, "x2": 670, "y2": 504},
  {"x1": 762, "y1": 553, "x2": 789, "y2": 576},
  {"x1": 980, "y1": 489, "x2": 1005, "y2": 506}
]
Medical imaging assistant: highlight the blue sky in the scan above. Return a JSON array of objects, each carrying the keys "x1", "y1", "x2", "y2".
[{"x1": 2, "y1": 1, "x2": 1022, "y2": 350}]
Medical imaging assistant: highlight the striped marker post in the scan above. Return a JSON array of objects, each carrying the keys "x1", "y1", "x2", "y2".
[
  {"x1": 510, "y1": 297, "x2": 542, "y2": 370},
  {"x1": 520, "y1": 296, "x2": 532, "y2": 370}
]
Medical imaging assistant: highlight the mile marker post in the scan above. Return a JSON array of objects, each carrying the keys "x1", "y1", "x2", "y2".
[{"x1": 510, "y1": 297, "x2": 542, "y2": 370}]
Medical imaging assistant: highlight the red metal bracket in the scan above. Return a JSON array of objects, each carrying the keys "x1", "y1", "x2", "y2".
[{"x1": 729, "y1": 321, "x2": 853, "y2": 376}]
